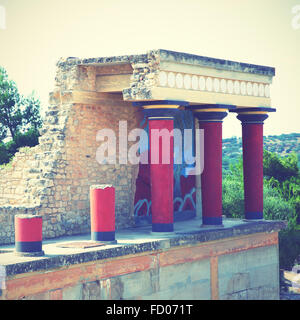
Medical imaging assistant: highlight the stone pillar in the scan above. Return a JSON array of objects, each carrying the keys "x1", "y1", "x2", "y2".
[
  {"x1": 134, "y1": 100, "x2": 188, "y2": 233},
  {"x1": 234, "y1": 108, "x2": 276, "y2": 220},
  {"x1": 190, "y1": 105, "x2": 234, "y2": 227}
]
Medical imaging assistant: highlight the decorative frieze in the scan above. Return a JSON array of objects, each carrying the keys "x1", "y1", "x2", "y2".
[{"x1": 158, "y1": 71, "x2": 270, "y2": 98}]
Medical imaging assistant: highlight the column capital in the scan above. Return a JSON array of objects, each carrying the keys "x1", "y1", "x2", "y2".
[
  {"x1": 187, "y1": 104, "x2": 235, "y2": 122},
  {"x1": 133, "y1": 100, "x2": 188, "y2": 119},
  {"x1": 230, "y1": 107, "x2": 276, "y2": 124}
]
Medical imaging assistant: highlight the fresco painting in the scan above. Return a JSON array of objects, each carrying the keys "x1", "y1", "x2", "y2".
[{"x1": 134, "y1": 110, "x2": 196, "y2": 217}]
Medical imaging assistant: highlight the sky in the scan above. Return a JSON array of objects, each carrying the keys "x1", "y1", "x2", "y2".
[{"x1": 0, "y1": 0, "x2": 299, "y2": 138}]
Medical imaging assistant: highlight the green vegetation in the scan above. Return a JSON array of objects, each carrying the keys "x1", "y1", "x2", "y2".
[
  {"x1": 223, "y1": 133, "x2": 300, "y2": 173},
  {"x1": 223, "y1": 149, "x2": 300, "y2": 270},
  {"x1": 0, "y1": 67, "x2": 42, "y2": 165}
]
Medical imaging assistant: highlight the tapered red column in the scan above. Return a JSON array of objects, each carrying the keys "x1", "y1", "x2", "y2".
[
  {"x1": 233, "y1": 107, "x2": 276, "y2": 220},
  {"x1": 242, "y1": 122, "x2": 264, "y2": 219},
  {"x1": 134, "y1": 100, "x2": 188, "y2": 232},
  {"x1": 199, "y1": 121, "x2": 223, "y2": 225},
  {"x1": 189, "y1": 105, "x2": 233, "y2": 226},
  {"x1": 149, "y1": 118, "x2": 174, "y2": 232}
]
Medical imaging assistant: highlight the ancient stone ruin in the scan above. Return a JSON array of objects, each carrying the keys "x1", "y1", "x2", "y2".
[
  {"x1": 0, "y1": 49, "x2": 287, "y2": 301},
  {"x1": 0, "y1": 49, "x2": 276, "y2": 244}
]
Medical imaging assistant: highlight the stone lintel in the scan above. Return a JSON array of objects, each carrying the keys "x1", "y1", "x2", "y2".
[
  {"x1": 56, "y1": 49, "x2": 275, "y2": 109},
  {"x1": 157, "y1": 49, "x2": 275, "y2": 76},
  {"x1": 58, "y1": 49, "x2": 275, "y2": 76}
]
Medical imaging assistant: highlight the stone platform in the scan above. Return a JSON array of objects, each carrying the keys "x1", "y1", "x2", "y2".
[{"x1": 0, "y1": 217, "x2": 285, "y2": 300}]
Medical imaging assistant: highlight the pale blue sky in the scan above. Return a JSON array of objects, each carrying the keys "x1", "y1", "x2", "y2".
[{"x1": 0, "y1": 0, "x2": 299, "y2": 138}]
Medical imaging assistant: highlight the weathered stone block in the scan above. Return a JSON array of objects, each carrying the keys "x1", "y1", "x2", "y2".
[
  {"x1": 118, "y1": 270, "x2": 154, "y2": 299},
  {"x1": 218, "y1": 245, "x2": 280, "y2": 300},
  {"x1": 159, "y1": 259, "x2": 211, "y2": 294},
  {"x1": 82, "y1": 281, "x2": 101, "y2": 300},
  {"x1": 62, "y1": 284, "x2": 83, "y2": 300}
]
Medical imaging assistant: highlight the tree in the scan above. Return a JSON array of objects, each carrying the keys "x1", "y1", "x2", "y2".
[
  {"x1": 0, "y1": 66, "x2": 42, "y2": 142},
  {"x1": 0, "y1": 67, "x2": 22, "y2": 140},
  {"x1": 22, "y1": 93, "x2": 43, "y2": 130},
  {"x1": 263, "y1": 150, "x2": 299, "y2": 182}
]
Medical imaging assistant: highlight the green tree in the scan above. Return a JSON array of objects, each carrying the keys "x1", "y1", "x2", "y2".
[
  {"x1": 0, "y1": 66, "x2": 42, "y2": 142},
  {"x1": 263, "y1": 150, "x2": 299, "y2": 182},
  {"x1": 22, "y1": 93, "x2": 43, "y2": 130},
  {"x1": 0, "y1": 67, "x2": 22, "y2": 140},
  {"x1": 0, "y1": 67, "x2": 43, "y2": 165}
]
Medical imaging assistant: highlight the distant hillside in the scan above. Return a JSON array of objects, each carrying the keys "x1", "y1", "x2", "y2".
[{"x1": 222, "y1": 133, "x2": 300, "y2": 171}]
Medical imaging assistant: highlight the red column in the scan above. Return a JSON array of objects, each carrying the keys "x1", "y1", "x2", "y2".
[
  {"x1": 241, "y1": 123, "x2": 264, "y2": 219},
  {"x1": 15, "y1": 214, "x2": 44, "y2": 256},
  {"x1": 149, "y1": 118, "x2": 174, "y2": 232},
  {"x1": 198, "y1": 121, "x2": 223, "y2": 225},
  {"x1": 136, "y1": 100, "x2": 187, "y2": 232},
  {"x1": 190, "y1": 106, "x2": 229, "y2": 226},
  {"x1": 233, "y1": 108, "x2": 276, "y2": 220},
  {"x1": 90, "y1": 185, "x2": 116, "y2": 242}
]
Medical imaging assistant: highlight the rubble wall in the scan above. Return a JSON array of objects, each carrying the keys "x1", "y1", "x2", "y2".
[{"x1": 0, "y1": 62, "x2": 143, "y2": 244}]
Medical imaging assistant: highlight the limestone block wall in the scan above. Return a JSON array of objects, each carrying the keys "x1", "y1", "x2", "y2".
[
  {"x1": 0, "y1": 61, "x2": 143, "y2": 244},
  {"x1": 46, "y1": 97, "x2": 142, "y2": 237},
  {"x1": 0, "y1": 147, "x2": 38, "y2": 207},
  {"x1": 0, "y1": 145, "x2": 44, "y2": 243}
]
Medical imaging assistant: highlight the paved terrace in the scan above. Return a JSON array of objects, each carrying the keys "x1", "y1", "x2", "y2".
[{"x1": 0, "y1": 217, "x2": 285, "y2": 277}]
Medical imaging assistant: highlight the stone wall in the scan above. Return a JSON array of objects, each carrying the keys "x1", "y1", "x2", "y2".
[
  {"x1": 0, "y1": 62, "x2": 143, "y2": 244},
  {"x1": 0, "y1": 230, "x2": 281, "y2": 300}
]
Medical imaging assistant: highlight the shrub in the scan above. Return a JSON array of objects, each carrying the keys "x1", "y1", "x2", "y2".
[
  {"x1": 0, "y1": 142, "x2": 10, "y2": 164},
  {"x1": 14, "y1": 128, "x2": 40, "y2": 148},
  {"x1": 279, "y1": 228, "x2": 300, "y2": 270},
  {"x1": 263, "y1": 184, "x2": 296, "y2": 222},
  {"x1": 0, "y1": 127, "x2": 40, "y2": 165},
  {"x1": 5, "y1": 139, "x2": 18, "y2": 158},
  {"x1": 263, "y1": 150, "x2": 299, "y2": 182},
  {"x1": 222, "y1": 175, "x2": 244, "y2": 218},
  {"x1": 222, "y1": 174, "x2": 296, "y2": 222},
  {"x1": 222, "y1": 159, "x2": 244, "y2": 218}
]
